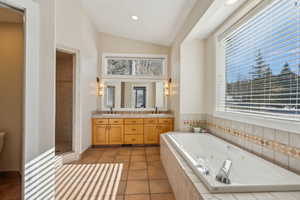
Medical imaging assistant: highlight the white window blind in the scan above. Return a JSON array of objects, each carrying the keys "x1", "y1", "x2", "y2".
[{"x1": 220, "y1": 0, "x2": 300, "y2": 121}]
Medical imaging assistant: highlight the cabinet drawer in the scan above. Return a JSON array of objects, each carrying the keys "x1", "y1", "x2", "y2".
[
  {"x1": 144, "y1": 118, "x2": 158, "y2": 124},
  {"x1": 124, "y1": 125, "x2": 143, "y2": 134},
  {"x1": 158, "y1": 118, "x2": 173, "y2": 124},
  {"x1": 94, "y1": 119, "x2": 109, "y2": 125},
  {"x1": 124, "y1": 135, "x2": 143, "y2": 144},
  {"x1": 109, "y1": 118, "x2": 124, "y2": 125},
  {"x1": 124, "y1": 118, "x2": 143, "y2": 125}
]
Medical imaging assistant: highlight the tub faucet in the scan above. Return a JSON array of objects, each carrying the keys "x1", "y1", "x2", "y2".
[{"x1": 216, "y1": 159, "x2": 232, "y2": 184}]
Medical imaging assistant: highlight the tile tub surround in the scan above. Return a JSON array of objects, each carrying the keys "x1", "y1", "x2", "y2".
[
  {"x1": 160, "y1": 134, "x2": 300, "y2": 200},
  {"x1": 205, "y1": 115, "x2": 300, "y2": 175},
  {"x1": 180, "y1": 113, "x2": 207, "y2": 131}
]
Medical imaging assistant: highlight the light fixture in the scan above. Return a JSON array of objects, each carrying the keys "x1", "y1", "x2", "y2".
[
  {"x1": 164, "y1": 78, "x2": 172, "y2": 96},
  {"x1": 96, "y1": 77, "x2": 104, "y2": 96},
  {"x1": 131, "y1": 15, "x2": 139, "y2": 21},
  {"x1": 225, "y1": 0, "x2": 239, "y2": 5}
]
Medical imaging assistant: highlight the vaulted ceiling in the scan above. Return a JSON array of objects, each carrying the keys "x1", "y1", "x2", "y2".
[{"x1": 80, "y1": 0, "x2": 197, "y2": 46}]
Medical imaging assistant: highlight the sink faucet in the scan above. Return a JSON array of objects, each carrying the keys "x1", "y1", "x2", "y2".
[
  {"x1": 154, "y1": 107, "x2": 158, "y2": 114},
  {"x1": 109, "y1": 106, "x2": 113, "y2": 114},
  {"x1": 216, "y1": 159, "x2": 232, "y2": 184}
]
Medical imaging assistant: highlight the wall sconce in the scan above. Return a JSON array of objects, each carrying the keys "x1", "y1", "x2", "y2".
[
  {"x1": 164, "y1": 78, "x2": 172, "y2": 96},
  {"x1": 96, "y1": 77, "x2": 104, "y2": 96}
]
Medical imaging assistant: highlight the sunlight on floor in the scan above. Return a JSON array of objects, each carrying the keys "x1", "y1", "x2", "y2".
[{"x1": 55, "y1": 163, "x2": 123, "y2": 200}]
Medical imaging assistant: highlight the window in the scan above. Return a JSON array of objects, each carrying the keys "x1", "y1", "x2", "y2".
[
  {"x1": 220, "y1": 0, "x2": 300, "y2": 120},
  {"x1": 106, "y1": 86, "x2": 115, "y2": 108},
  {"x1": 134, "y1": 87, "x2": 146, "y2": 108},
  {"x1": 105, "y1": 56, "x2": 166, "y2": 77}
]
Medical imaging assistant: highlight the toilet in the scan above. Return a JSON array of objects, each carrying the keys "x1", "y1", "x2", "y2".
[{"x1": 0, "y1": 132, "x2": 5, "y2": 153}]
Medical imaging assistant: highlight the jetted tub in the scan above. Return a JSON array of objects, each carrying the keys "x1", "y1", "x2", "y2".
[{"x1": 166, "y1": 133, "x2": 300, "y2": 193}]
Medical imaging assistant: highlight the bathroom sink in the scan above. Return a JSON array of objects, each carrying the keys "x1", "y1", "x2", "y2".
[{"x1": 0, "y1": 132, "x2": 5, "y2": 153}]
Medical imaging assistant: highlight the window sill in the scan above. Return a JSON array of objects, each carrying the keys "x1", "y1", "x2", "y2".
[{"x1": 213, "y1": 111, "x2": 300, "y2": 134}]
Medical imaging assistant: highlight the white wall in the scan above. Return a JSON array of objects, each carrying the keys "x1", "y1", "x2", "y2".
[
  {"x1": 180, "y1": 39, "x2": 206, "y2": 114},
  {"x1": 97, "y1": 32, "x2": 171, "y2": 110},
  {"x1": 56, "y1": 0, "x2": 98, "y2": 153},
  {"x1": 169, "y1": 0, "x2": 214, "y2": 130},
  {"x1": 203, "y1": 36, "x2": 216, "y2": 115},
  {"x1": 36, "y1": 0, "x2": 56, "y2": 157}
]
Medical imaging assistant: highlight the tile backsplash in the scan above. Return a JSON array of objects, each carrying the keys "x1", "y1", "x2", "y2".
[{"x1": 204, "y1": 114, "x2": 300, "y2": 174}]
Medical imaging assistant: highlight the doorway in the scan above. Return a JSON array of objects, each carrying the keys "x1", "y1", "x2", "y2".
[
  {"x1": 0, "y1": 3, "x2": 24, "y2": 199},
  {"x1": 55, "y1": 50, "x2": 75, "y2": 155}
]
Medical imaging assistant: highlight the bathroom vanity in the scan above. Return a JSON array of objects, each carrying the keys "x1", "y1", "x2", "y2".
[{"x1": 92, "y1": 114, "x2": 174, "y2": 145}]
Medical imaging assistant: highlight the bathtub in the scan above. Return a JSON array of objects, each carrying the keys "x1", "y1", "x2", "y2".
[{"x1": 166, "y1": 133, "x2": 300, "y2": 193}]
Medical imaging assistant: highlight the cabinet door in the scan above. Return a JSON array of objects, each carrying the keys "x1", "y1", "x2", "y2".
[
  {"x1": 144, "y1": 125, "x2": 158, "y2": 144},
  {"x1": 109, "y1": 125, "x2": 124, "y2": 145},
  {"x1": 157, "y1": 125, "x2": 173, "y2": 143},
  {"x1": 93, "y1": 125, "x2": 108, "y2": 145}
]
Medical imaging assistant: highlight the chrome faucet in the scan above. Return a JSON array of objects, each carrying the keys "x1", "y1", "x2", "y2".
[
  {"x1": 216, "y1": 159, "x2": 232, "y2": 184},
  {"x1": 109, "y1": 106, "x2": 113, "y2": 114},
  {"x1": 154, "y1": 107, "x2": 158, "y2": 114}
]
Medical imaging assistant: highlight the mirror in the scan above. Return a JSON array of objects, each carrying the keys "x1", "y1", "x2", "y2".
[{"x1": 103, "y1": 80, "x2": 166, "y2": 110}]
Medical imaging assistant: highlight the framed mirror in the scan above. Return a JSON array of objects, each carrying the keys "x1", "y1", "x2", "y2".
[{"x1": 102, "y1": 80, "x2": 167, "y2": 110}]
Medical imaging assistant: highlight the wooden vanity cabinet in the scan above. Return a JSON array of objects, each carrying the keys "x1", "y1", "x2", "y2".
[
  {"x1": 144, "y1": 125, "x2": 159, "y2": 144},
  {"x1": 93, "y1": 125, "x2": 109, "y2": 145},
  {"x1": 143, "y1": 118, "x2": 173, "y2": 144},
  {"x1": 92, "y1": 118, "x2": 123, "y2": 145},
  {"x1": 124, "y1": 119, "x2": 144, "y2": 145},
  {"x1": 92, "y1": 117, "x2": 173, "y2": 145}
]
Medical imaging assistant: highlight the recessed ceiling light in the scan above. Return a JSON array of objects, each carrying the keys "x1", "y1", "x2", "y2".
[
  {"x1": 225, "y1": 0, "x2": 239, "y2": 5},
  {"x1": 131, "y1": 15, "x2": 139, "y2": 21}
]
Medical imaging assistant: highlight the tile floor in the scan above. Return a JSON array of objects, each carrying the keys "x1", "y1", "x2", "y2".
[
  {"x1": 0, "y1": 172, "x2": 21, "y2": 200},
  {"x1": 0, "y1": 146, "x2": 174, "y2": 200},
  {"x1": 72, "y1": 146, "x2": 175, "y2": 200}
]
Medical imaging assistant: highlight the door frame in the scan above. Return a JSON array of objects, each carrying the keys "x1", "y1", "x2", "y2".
[
  {"x1": 56, "y1": 44, "x2": 81, "y2": 163},
  {"x1": 0, "y1": 0, "x2": 40, "y2": 199}
]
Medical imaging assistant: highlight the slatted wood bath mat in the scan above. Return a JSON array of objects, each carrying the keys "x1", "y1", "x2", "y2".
[{"x1": 55, "y1": 163, "x2": 123, "y2": 200}]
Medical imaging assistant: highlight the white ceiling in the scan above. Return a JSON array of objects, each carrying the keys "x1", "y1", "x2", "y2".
[
  {"x1": 187, "y1": 0, "x2": 247, "y2": 40},
  {"x1": 80, "y1": 0, "x2": 197, "y2": 46}
]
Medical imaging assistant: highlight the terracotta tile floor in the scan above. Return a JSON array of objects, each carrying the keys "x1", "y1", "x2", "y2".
[
  {"x1": 0, "y1": 172, "x2": 21, "y2": 200},
  {"x1": 72, "y1": 146, "x2": 175, "y2": 200}
]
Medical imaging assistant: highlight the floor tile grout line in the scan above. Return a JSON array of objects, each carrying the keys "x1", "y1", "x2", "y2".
[
  {"x1": 145, "y1": 147, "x2": 153, "y2": 200},
  {"x1": 123, "y1": 148, "x2": 132, "y2": 200}
]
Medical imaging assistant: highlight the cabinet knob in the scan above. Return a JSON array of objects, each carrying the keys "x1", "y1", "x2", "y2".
[{"x1": 132, "y1": 129, "x2": 136, "y2": 131}]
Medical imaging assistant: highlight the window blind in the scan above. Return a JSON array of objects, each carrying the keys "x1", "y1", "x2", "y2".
[{"x1": 219, "y1": 0, "x2": 300, "y2": 121}]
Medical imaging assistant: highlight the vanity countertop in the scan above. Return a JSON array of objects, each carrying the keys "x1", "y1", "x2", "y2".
[{"x1": 92, "y1": 113, "x2": 174, "y2": 119}]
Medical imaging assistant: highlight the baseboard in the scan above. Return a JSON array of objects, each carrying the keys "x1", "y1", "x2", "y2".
[
  {"x1": 60, "y1": 152, "x2": 81, "y2": 164},
  {"x1": 0, "y1": 169, "x2": 21, "y2": 173},
  {"x1": 0, "y1": 170, "x2": 21, "y2": 177}
]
